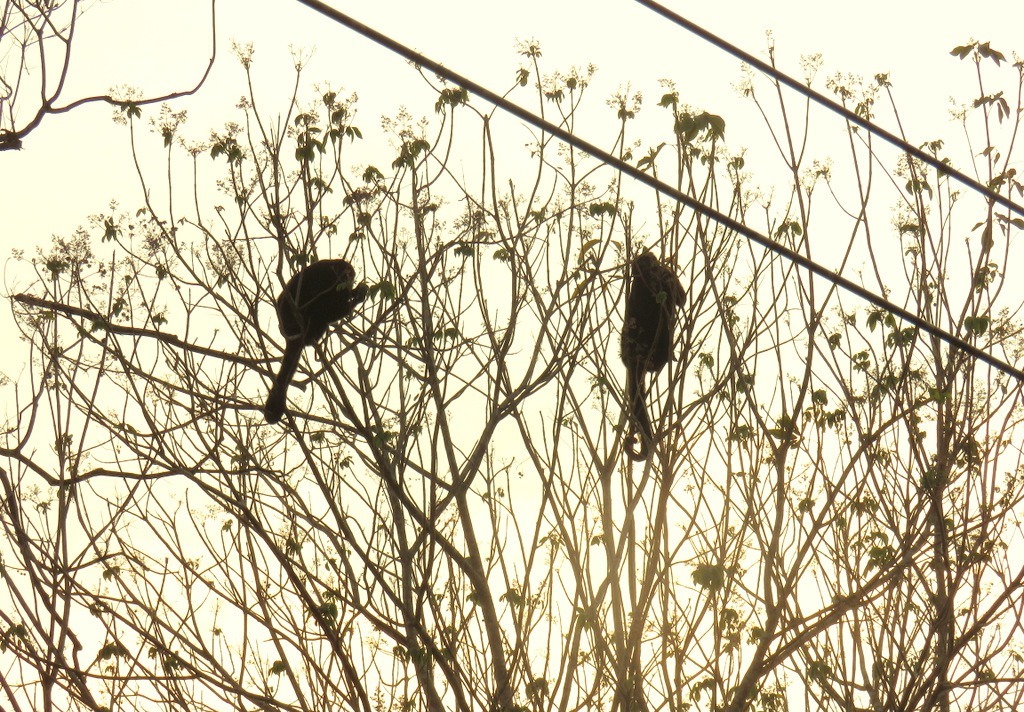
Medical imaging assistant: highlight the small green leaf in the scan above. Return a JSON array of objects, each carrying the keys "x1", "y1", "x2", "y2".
[
  {"x1": 808, "y1": 660, "x2": 832, "y2": 685},
  {"x1": 316, "y1": 601, "x2": 338, "y2": 620},
  {"x1": 964, "y1": 315, "x2": 990, "y2": 335},
  {"x1": 705, "y1": 112, "x2": 726, "y2": 139},
  {"x1": 950, "y1": 44, "x2": 974, "y2": 59},
  {"x1": 692, "y1": 563, "x2": 725, "y2": 592}
]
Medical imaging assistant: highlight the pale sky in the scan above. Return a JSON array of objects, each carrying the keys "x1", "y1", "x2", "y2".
[
  {"x1": 2, "y1": 4, "x2": 1021, "y2": 706},
  {"x1": 3, "y1": 0, "x2": 1023, "y2": 310}
]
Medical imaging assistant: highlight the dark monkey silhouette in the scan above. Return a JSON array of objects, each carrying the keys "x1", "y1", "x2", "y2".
[
  {"x1": 620, "y1": 252, "x2": 685, "y2": 461},
  {"x1": 264, "y1": 259, "x2": 368, "y2": 424}
]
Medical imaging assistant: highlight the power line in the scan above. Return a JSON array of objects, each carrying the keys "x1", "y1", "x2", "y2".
[
  {"x1": 636, "y1": 0, "x2": 1024, "y2": 221},
  {"x1": 294, "y1": 0, "x2": 1024, "y2": 385}
]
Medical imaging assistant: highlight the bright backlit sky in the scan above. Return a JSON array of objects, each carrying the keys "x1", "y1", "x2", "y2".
[{"x1": 3, "y1": 0, "x2": 1023, "y2": 321}]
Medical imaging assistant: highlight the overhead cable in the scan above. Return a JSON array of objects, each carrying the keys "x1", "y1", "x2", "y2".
[
  {"x1": 636, "y1": 0, "x2": 1024, "y2": 220},
  {"x1": 294, "y1": 0, "x2": 1024, "y2": 385}
]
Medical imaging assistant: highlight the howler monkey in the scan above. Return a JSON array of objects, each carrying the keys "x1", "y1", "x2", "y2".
[
  {"x1": 620, "y1": 252, "x2": 685, "y2": 461},
  {"x1": 264, "y1": 259, "x2": 367, "y2": 424}
]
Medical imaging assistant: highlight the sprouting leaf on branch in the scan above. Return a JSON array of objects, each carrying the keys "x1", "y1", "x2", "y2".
[
  {"x1": 973, "y1": 92, "x2": 1011, "y2": 122},
  {"x1": 117, "y1": 101, "x2": 142, "y2": 119},
  {"x1": 674, "y1": 111, "x2": 726, "y2": 142},
  {"x1": 435, "y1": 87, "x2": 469, "y2": 114},
  {"x1": 950, "y1": 40, "x2": 1006, "y2": 65},
  {"x1": 392, "y1": 138, "x2": 431, "y2": 169},
  {"x1": 588, "y1": 202, "x2": 616, "y2": 218},
  {"x1": 963, "y1": 315, "x2": 990, "y2": 336},
  {"x1": 636, "y1": 143, "x2": 665, "y2": 173},
  {"x1": 692, "y1": 563, "x2": 725, "y2": 592}
]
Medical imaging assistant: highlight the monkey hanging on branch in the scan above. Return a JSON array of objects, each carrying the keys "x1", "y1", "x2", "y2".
[
  {"x1": 620, "y1": 251, "x2": 686, "y2": 461},
  {"x1": 264, "y1": 258, "x2": 368, "y2": 424}
]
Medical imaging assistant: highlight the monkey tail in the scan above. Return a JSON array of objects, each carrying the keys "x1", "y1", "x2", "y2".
[
  {"x1": 626, "y1": 364, "x2": 653, "y2": 461},
  {"x1": 264, "y1": 339, "x2": 303, "y2": 424}
]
